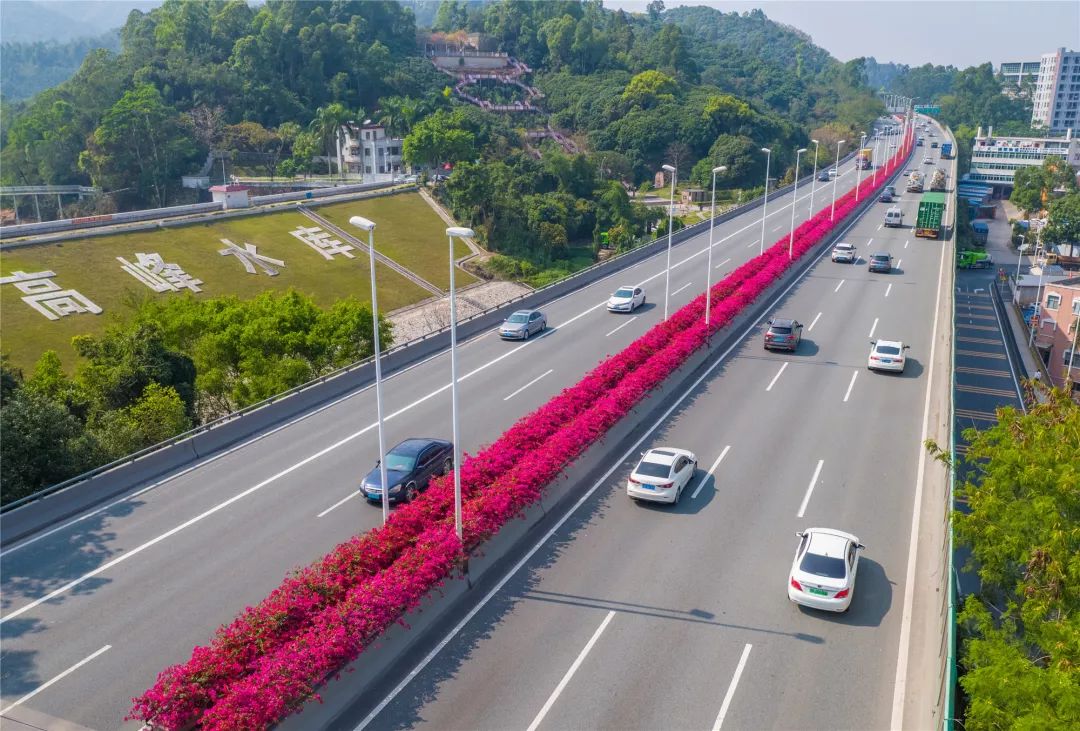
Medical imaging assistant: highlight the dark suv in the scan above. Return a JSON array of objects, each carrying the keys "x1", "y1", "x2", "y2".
[
  {"x1": 764, "y1": 318, "x2": 803, "y2": 351},
  {"x1": 361, "y1": 438, "x2": 454, "y2": 504},
  {"x1": 868, "y1": 253, "x2": 893, "y2": 273}
]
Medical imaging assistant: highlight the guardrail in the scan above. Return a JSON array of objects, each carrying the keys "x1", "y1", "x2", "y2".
[
  {"x1": 0, "y1": 150, "x2": 861, "y2": 543},
  {"x1": 0, "y1": 201, "x2": 225, "y2": 240}
]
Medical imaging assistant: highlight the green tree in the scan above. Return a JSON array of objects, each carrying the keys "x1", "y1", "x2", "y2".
[
  {"x1": 310, "y1": 102, "x2": 353, "y2": 176},
  {"x1": 690, "y1": 134, "x2": 761, "y2": 188},
  {"x1": 621, "y1": 69, "x2": 677, "y2": 109},
  {"x1": 403, "y1": 109, "x2": 477, "y2": 169},
  {"x1": 88, "y1": 383, "x2": 192, "y2": 459},
  {"x1": 1043, "y1": 192, "x2": 1080, "y2": 256},
  {"x1": 1011, "y1": 157, "x2": 1078, "y2": 216}
]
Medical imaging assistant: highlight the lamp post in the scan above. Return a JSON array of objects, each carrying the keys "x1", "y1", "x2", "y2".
[
  {"x1": 349, "y1": 215, "x2": 390, "y2": 523},
  {"x1": 830, "y1": 140, "x2": 846, "y2": 221},
  {"x1": 1015, "y1": 234, "x2": 1027, "y2": 284},
  {"x1": 759, "y1": 147, "x2": 772, "y2": 256},
  {"x1": 809, "y1": 139, "x2": 820, "y2": 215},
  {"x1": 445, "y1": 225, "x2": 475, "y2": 542},
  {"x1": 661, "y1": 163, "x2": 677, "y2": 321},
  {"x1": 855, "y1": 132, "x2": 867, "y2": 201},
  {"x1": 789, "y1": 147, "x2": 806, "y2": 260},
  {"x1": 706, "y1": 164, "x2": 728, "y2": 326},
  {"x1": 872, "y1": 139, "x2": 880, "y2": 185},
  {"x1": 1029, "y1": 238, "x2": 1046, "y2": 348}
]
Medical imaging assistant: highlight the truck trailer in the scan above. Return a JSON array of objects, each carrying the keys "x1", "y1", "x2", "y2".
[
  {"x1": 940, "y1": 142, "x2": 954, "y2": 159},
  {"x1": 856, "y1": 148, "x2": 874, "y2": 170},
  {"x1": 915, "y1": 192, "x2": 946, "y2": 239},
  {"x1": 930, "y1": 168, "x2": 947, "y2": 192},
  {"x1": 907, "y1": 171, "x2": 924, "y2": 192}
]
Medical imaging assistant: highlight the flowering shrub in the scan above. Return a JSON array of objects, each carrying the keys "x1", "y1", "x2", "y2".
[{"x1": 132, "y1": 142, "x2": 911, "y2": 729}]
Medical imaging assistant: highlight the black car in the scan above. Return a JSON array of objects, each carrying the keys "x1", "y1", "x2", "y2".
[
  {"x1": 868, "y1": 253, "x2": 893, "y2": 273},
  {"x1": 817, "y1": 171, "x2": 831, "y2": 182},
  {"x1": 764, "y1": 318, "x2": 803, "y2": 351},
  {"x1": 361, "y1": 438, "x2": 453, "y2": 503}
]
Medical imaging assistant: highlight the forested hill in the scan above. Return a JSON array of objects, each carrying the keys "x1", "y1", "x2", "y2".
[{"x1": 0, "y1": 0, "x2": 881, "y2": 229}]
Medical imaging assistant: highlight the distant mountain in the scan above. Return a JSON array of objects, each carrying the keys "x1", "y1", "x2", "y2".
[
  {"x1": 2, "y1": 31, "x2": 121, "y2": 100},
  {"x1": 0, "y1": 0, "x2": 161, "y2": 43}
]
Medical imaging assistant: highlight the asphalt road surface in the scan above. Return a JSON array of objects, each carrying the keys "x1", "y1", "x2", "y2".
[{"x1": 0, "y1": 125, "x2": 913, "y2": 730}]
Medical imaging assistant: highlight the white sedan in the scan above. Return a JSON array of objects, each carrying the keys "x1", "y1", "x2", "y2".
[
  {"x1": 627, "y1": 447, "x2": 697, "y2": 504},
  {"x1": 788, "y1": 527, "x2": 864, "y2": 612},
  {"x1": 831, "y1": 242, "x2": 857, "y2": 263},
  {"x1": 868, "y1": 339, "x2": 909, "y2": 372},
  {"x1": 607, "y1": 285, "x2": 646, "y2": 312}
]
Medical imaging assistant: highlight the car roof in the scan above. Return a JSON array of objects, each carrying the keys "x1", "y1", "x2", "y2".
[
  {"x1": 874, "y1": 338, "x2": 904, "y2": 349},
  {"x1": 511, "y1": 309, "x2": 539, "y2": 317},
  {"x1": 614, "y1": 285, "x2": 636, "y2": 291},
  {"x1": 770, "y1": 318, "x2": 795, "y2": 327},
  {"x1": 641, "y1": 447, "x2": 690, "y2": 465},
  {"x1": 834, "y1": 242, "x2": 855, "y2": 249},
  {"x1": 804, "y1": 527, "x2": 859, "y2": 554},
  {"x1": 389, "y1": 438, "x2": 449, "y2": 456},
  {"x1": 870, "y1": 252, "x2": 891, "y2": 258}
]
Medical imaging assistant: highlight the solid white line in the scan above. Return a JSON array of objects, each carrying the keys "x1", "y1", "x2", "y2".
[
  {"x1": 604, "y1": 316, "x2": 639, "y2": 338},
  {"x1": 765, "y1": 362, "x2": 789, "y2": 392},
  {"x1": 352, "y1": 163, "x2": 898, "y2": 731},
  {"x1": 691, "y1": 446, "x2": 731, "y2": 499},
  {"x1": 671, "y1": 282, "x2": 692, "y2": 297},
  {"x1": 834, "y1": 279, "x2": 846, "y2": 293},
  {"x1": 797, "y1": 460, "x2": 824, "y2": 518},
  {"x1": 843, "y1": 371, "x2": 859, "y2": 403},
  {"x1": 316, "y1": 490, "x2": 361, "y2": 518},
  {"x1": 504, "y1": 369, "x2": 554, "y2": 401},
  {"x1": 525, "y1": 610, "x2": 616, "y2": 731},
  {"x1": 885, "y1": 283, "x2": 893, "y2": 298},
  {"x1": 807, "y1": 312, "x2": 823, "y2": 332},
  {"x1": 711, "y1": 643, "x2": 753, "y2": 731},
  {"x1": 869, "y1": 317, "x2": 879, "y2": 338},
  {"x1": 890, "y1": 231, "x2": 948, "y2": 729},
  {"x1": 715, "y1": 257, "x2": 732, "y2": 270},
  {"x1": 0, "y1": 645, "x2": 111, "y2": 715}
]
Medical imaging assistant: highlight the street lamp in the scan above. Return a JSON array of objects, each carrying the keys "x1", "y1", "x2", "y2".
[
  {"x1": 872, "y1": 139, "x2": 880, "y2": 185},
  {"x1": 831, "y1": 140, "x2": 846, "y2": 221},
  {"x1": 809, "y1": 139, "x2": 820, "y2": 215},
  {"x1": 662, "y1": 163, "x2": 677, "y2": 321},
  {"x1": 1029, "y1": 238, "x2": 1046, "y2": 348},
  {"x1": 1015, "y1": 234, "x2": 1027, "y2": 285},
  {"x1": 349, "y1": 215, "x2": 390, "y2": 524},
  {"x1": 789, "y1": 148, "x2": 807, "y2": 260},
  {"x1": 445, "y1": 225, "x2": 475, "y2": 542},
  {"x1": 855, "y1": 132, "x2": 867, "y2": 201},
  {"x1": 759, "y1": 147, "x2": 772, "y2": 256},
  {"x1": 706, "y1": 165, "x2": 728, "y2": 326}
]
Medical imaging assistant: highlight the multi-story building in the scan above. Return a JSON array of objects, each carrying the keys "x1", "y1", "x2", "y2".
[
  {"x1": 999, "y1": 60, "x2": 1042, "y2": 90},
  {"x1": 1031, "y1": 48, "x2": 1080, "y2": 133},
  {"x1": 1031, "y1": 276, "x2": 1080, "y2": 395},
  {"x1": 340, "y1": 123, "x2": 405, "y2": 180},
  {"x1": 967, "y1": 126, "x2": 1080, "y2": 193}
]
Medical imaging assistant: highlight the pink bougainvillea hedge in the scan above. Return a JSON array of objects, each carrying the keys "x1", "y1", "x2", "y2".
[{"x1": 132, "y1": 141, "x2": 912, "y2": 729}]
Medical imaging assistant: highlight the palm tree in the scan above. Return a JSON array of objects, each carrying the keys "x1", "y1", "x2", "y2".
[{"x1": 310, "y1": 102, "x2": 351, "y2": 176}]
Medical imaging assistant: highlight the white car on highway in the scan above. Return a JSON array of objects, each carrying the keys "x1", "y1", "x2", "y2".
[
  {"x1": 831, "y1": 242, "x2": 857, "y2": 263},
  {"x1": 868, "y1": 339, "x2": 909, "y2": 372},
  {"x1": 607, "y1": 285, "x2": 646, "y2": 312},
  {"x1": 788, "y1": 527, "x2": 864, "y2": 613},
  {"x1": 627, "y1": 447, "x2": 697, "y2": 504}
]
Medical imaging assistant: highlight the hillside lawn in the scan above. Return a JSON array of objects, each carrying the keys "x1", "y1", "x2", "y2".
[
  {"x1": 313, "y1": 193, "x2": 478, "y2": 291},
  {"x1": 1, "y1": 207, "x2": 432, "y2": 372}
]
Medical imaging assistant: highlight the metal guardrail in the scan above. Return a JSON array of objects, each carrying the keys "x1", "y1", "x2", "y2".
[
  {"x1": 1, "y1": 150, "x2": 861, "y2": 514},
  {"x1": 0, "y1": 185, "x2": 100, "y2": 195}
]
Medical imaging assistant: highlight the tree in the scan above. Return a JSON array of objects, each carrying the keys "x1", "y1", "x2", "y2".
[
  {"x1": 690, "y1": 134, "x2": 761, "y2": 188},
  {"x1": 621, "y1": 69, "x2": 677, "y2": 109},
  {"x1": 310, "y1": 102, "x2": 352, "y2": 176},
  {"x1": 943, "y1": 386, "x2": 1080, "y2": 731},
  {"x1": 403, "y1": 109, "x2": 477, "y2": 169},
  {"x1": 1011, "y1": 157, "x2": 1078, "y2": 216},
  {"x1": 89, "y1": 383, "x2": 192, "y2": 459},
  {"x1": 1043, "y1": 192, "x2": 1080, "y2": 256}
]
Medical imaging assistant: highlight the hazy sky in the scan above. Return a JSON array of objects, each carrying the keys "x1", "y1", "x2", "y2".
[{"x1": 609, "y1": 1, "x2": 1079, "y2": 68}]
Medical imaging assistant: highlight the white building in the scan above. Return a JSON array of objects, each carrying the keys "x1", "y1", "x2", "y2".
[
  {"x1": 967, "y1": 126, "x2": 1080, "y2": 193},
  {"x1": 340, "y1": 123, "x2": 405, "y2": 180},
  {"x1": 1031, "y1": 48, "x2": 1080, "y2": 133},
  {"x1": 999, "y1": 60, "x2": 1042, "y2": 89}
]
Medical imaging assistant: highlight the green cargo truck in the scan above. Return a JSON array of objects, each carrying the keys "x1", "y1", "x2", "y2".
[
  {"x1": 915, "y1": 192, "x2": 946, "y2": 239},
  {"x1": 957, "y1": 250, "x2": 992, "y2": 269}
]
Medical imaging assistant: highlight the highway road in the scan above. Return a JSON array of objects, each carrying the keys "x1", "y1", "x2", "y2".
[
  {"x1": 324, "y1": 128, "x2": 948, "y2": 730},
  {"x1": 0, "y1": 124, "x2": 911, "y2": 730}
]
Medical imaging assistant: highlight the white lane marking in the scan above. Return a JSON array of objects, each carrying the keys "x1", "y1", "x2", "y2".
[
  {"x1": 691, "y1": 446, "x2": 731, "y2": 499},
  {"x1": 869, "y1": 317, "x2": 879, "y2": 338},
  {"x1": 772, "y1": 224, "x2": 784, "y2": 232},
  {"x1": 317, "y1": 490, "x2": 361, "y2": 518},
  {"x1": 843, "y1": 371, "x2": 859, "y2": 403},
  {"x1": 712, "y1": 643, "x2": 753, "y2": 731},
  {"x1": 807, "y1": 312, "x2": 822, "y2": 332},
  {"x1": 877, "y1": 224, "x2": 883, "y2": 230},
  {"x1": 834, "y1": 279, "x2": 845, "y2": 293},
  {"x1": 0, "y1": 645, "x2": 111, "y2": 715},
  {"x1": 352, "y1": 166, "x2": 900, "y2": 731},
  {"x1": 504, "y1": 369, "x2": 554, "y2": 401},
  {"x1": 765, "y1": 362, "x2": 789, "y2": 392},
  {"x1": 904, "y1": 240, "x2": 909, "y2": 249},
  {"x1": 605, "y1": 316, "x2": 638, "y2": 338},
  {"x1": 866, "y1": 237, "x2": 874, "y2": 247},
  {"x1": 525, "y1": 610, "x2": 616, "y2": 731},
  {"x1": 671, "y1": 282, "x2": 692, "y2": 297},
  {"x1": 890, "y1": 230, "x2": 947, "y2": 729},
  {"x1": 715, "y1": 257, "x2": 732, "y2": 270},
  {"x1": 895, "y1": 259, "x2": 902, "y2": 269},
  {"x1": 797, "y1": 460, "x2": 824, "y2": 518},
  {"x1": 746, "y1": 240, "x2": 759, "y2": 249},
  {"x1": 885, "y1": 283, "x2": 893, "y2": 298}
]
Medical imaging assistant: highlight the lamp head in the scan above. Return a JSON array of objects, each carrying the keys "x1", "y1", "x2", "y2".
[
  {"x1": 797, "y1": 148, "x2": 807, "y2": 154},
  {"x1": 761, "y1": 147, "x2": 771, "y2": 153},
  {"x1": 350, "y1": 216, "x2": 376, "y2": 231},
  {"x1": 713, "y1": 165, "x2": 728, "y2": 174},
  {"x1": 446, "y1": 226, "x2": 475, "y2": 238},
  {"x1": 662, "y1": 164, "x2": 676, "y2": 173}
]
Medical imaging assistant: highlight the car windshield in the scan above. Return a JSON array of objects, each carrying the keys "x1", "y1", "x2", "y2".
[
  {"x1": 872, "y1": 255, "x2": 889, "y2": 262},
  {"x1": 836, "y1": 244, "x2": 853, "y2": 251},
  {"x1": 507, "y1": 313, "x2": 528, "y2": 324},
  {"x1": 614, "y1": 288, "x2": 634, "y2": 298},
  {"x1": 635, "y1": 460, "x2": 671, "y2": 478},
  {"x1": 385, "y1": 452, "x2": 416, "y2": 472},
  {"x1": 770, "y1": 326, "x2": 792, "y2": 335},
  {"x1": 877, "y1": 345, "x2": 901, "y2": 355},
  {"x1": 800, "y1": 552, "x2": 846, "y2": 579}
]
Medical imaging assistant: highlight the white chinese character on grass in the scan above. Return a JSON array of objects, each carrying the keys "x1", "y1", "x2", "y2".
[
  {"x1": 289, "y1": 225, "x2": 355, "y2": 260},
  {"x1": 0, "y1": 270, "x2": 102, "y2": 321},
  {"x1": 117, "y1": 252, "x2": 203, "y2": 293},
  {"x1": 218, "y1": 239, "x2": 284, "y2": 276}
]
